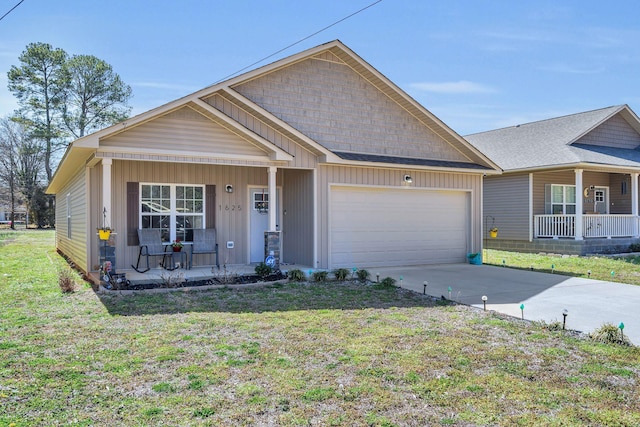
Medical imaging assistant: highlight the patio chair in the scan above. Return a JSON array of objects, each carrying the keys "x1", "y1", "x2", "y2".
[
  {"x1": 189, "y1": 228, "x2": 219, "y2": 269},
  {"x1": 132, "y1": 229, "x2": 175, "y2": 273}
]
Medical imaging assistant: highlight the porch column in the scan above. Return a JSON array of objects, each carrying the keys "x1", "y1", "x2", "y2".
[
  {"x1": 268, "y1": 166, "x2": 277, "y2": 231},
  {"x1": 102, "y1": 158, "x2": 112, "y2": 228},
  {"x1": 632, "y1": 173, "x2": 639, "y2": 237},
  {"x1": 575, "y1": 169, "x2": 583, "y2": 240}
]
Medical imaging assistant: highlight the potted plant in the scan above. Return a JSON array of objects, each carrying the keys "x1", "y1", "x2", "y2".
[
  {"x1": 171, "y1": 239, "x2": 184, "y2": 252},
  {"x1": 97, "y1": 227, "x2": 112, "y2": 240},
  {"x1": 490, "y1": 227, "x2": 498, "y2": 238}
]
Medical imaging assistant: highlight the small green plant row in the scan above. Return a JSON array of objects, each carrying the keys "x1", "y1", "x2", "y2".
[{"x1": 287, "y1": 268, "x2": 375, "y2": 283}]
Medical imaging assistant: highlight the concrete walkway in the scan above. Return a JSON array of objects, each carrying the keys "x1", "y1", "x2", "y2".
[{"x1": 375, "y1": 264, "x2": 639, "y2": 345}]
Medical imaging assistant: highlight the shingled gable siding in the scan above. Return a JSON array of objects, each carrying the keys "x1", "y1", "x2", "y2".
[
  {"x1": 233, "y1": 57, "x2": 470, "y2": 162},
  {"x1": 483, "y1": 174, "x2": 530, "y2": 241},
  {"x1": 576, "y1": 113, "x2": 640, "y2": 149}
]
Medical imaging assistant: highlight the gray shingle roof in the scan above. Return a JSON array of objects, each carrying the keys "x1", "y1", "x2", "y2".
[
  {"x1": 333, "y1": 151, "x2": 492, "y2": 170},
  {"x1": 464, "y1": 105, "x2": 640, "y2": 171}
]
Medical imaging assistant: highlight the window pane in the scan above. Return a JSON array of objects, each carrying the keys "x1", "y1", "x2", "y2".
[
  {"x1": 566, "y1": 205, "x2": 576, "y2": 214},
  {"x1": 552, "y1": 205, "x2": 564, "y2": 214},
  {"x1": 552, "y1": 186, "x2": 564, "y2": 203},
  {"x1": 566, "y1": 186, "x2": 576, "y2": 203},
  {"x1": 176, "y1": 186, "x2": 184, "y2": 199}
]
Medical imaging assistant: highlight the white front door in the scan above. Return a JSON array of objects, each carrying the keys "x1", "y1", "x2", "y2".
[
  {"x1": 249, "y1": 188, "x2": 281, "y2": 263},
  {"x1": 594, "y1": 187, "x2": 608, "y2": 214}
]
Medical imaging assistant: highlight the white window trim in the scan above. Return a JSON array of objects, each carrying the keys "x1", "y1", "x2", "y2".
[
  {"x1": 550, "y1": 184, "x2": 576, "y2": 215},
  {"x1": 139, "y1": 183, "x2": 205, "y2": 242}
]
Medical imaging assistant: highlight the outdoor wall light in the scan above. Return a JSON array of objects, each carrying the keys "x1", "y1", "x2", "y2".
[
  {"x1": 225, "y1": 184, "x2": 233, "y2": 193},
  {"x1": 403, "y1": 174, "x2": 413, "y2": 183}
]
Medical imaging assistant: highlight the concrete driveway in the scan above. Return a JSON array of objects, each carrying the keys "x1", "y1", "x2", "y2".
[{"x1": 375, "y1": 264, "x2": 640, "y2": 345}]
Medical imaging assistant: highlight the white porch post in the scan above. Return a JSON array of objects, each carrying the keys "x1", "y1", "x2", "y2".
[
  {"x1": 102, "y1": 158, "x2": 112, "y2": 228},
  {"x1": 575, "y1": 169, "x2": 583, "y2": 241},
  {"x1": 268, "y1": 166, "x2": 277, "y2": 231},
  {"x1": 632, "y1": 173, "x2": 639, "y2": 237}
]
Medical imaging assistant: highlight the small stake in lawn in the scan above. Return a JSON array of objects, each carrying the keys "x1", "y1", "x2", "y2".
[
  {"x1": 551, "y1": 264, "x2": 555, "y2": 274},
  {"x1": 423, "y1": 281, "x2": 428, "y2": 295},
  {"x1": 448, "y1": 286, "x2": 452, "y2": 299},
  {"x1": 562, "y1": 309, "x2": 568, "y2": 330},
  {"x1": 619, "y1": 322, "x2": 625, "y2": 340},
  {"x1": 376, "y1": 273, "x2": 380, "y2": 283},
  {"x1": 482, "y1": 295, "x2": 488, "y2": 311},
  {"x1": 399, "y1": 275, "x2": 403, "y2": 287},
  {"x1": 502, "y1": 259, "x2": 506, "y2": 267},
  {"x1": 530, "y1": 264, "x2": 534, "y2": 271},
  {"x1": 611, "y1": 271, "x2": 615, "y2": 279},
  {"x1": 587, "y1": 270, "x2": 591, "y2": 278},
  {"x1": 520, "y1": 303, "x2": 525, "y2": 319}
]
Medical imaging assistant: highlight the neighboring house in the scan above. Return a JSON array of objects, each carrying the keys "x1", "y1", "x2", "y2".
[
  {"x1": 466, "y1": 105, "x2": 640, "y2": 255},
  {"x1": 46, "y1": 40, "x2": 498, "y2": 276}
]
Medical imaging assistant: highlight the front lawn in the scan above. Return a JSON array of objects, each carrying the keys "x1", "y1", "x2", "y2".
[
  {"x1": 485, "y1": 248, "x2": 640, "y2": 286},
  {"x1": 2, "y1": 230, "x2": 640, "y2": 426}
]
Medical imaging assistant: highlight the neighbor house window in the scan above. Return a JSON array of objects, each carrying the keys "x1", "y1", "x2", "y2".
[
  {"x1": 140, "y1": 184, "x2": 204, "y2": 242},
  {"x1": 546, "y1": 184, "x2": 576, "y2": 214}
]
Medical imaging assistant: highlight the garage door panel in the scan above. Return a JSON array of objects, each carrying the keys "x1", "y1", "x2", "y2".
[{"x1": 330, "y1": 186, "x2": 469, "y2": 268}]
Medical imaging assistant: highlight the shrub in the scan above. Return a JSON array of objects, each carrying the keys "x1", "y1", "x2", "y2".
[
  {"x1": 356, "y1": 269, "x2": 370, "y2": 282},
  {"x1": 590, "y1": 323, "x2": 631, "y2": 346},
  {"x1": 287, "y1": 269, "x2": 306, "y2": 282},
  {"x1": 630, "y1": 243, "x2": 640, "y2": 253},
  {"x1": 332, "y1": 268, "x2": 350, "y2": 281},
  {"x1": 58, "y1": 268, "x2": 77, "y2": 293},
  {"x1": 378, "y1": 277, "x2": 396, "y2": 288},
  {"x1": 255, "y1": 262, "x2": 272, "y2": 278},
  {"x1": 311, "y1": 270, "x2": 329, "y2": 283}
]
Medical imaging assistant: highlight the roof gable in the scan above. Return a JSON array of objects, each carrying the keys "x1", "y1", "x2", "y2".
[{"x1": 574, "y1": 112, "x2": 640, "y2": 150}]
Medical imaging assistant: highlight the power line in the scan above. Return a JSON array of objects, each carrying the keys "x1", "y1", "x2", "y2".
[
  {"x1": 214, "y1": 0, "x2": 383, "y2": 84},
  {"x1": 0, "y1": 0, "x2": 25, "y2": 23}
]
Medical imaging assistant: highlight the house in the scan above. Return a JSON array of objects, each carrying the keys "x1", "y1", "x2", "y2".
[
  {"x1": 46, "y1": 40, "x2": 498, "y2": 277},
  {"x1": 466, "y1": 105, "x2": 640, "y2": 255}
]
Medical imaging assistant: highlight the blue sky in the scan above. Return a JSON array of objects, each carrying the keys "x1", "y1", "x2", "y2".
[{"x1": 0, "y1": 0, "x2": 638, "y2": 135}]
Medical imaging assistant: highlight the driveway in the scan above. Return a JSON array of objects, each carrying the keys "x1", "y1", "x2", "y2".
[{"x1": 375, "y1": 264, "x2": 639, "y2": 345}]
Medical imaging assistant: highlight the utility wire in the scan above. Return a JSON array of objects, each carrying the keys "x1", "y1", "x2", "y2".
[
  {"x1": 214, "y1": 0, "x2": 383, "y2": 84},
  {"x1": 0, "y1": 0, "x2": 25, "y2": 23}
]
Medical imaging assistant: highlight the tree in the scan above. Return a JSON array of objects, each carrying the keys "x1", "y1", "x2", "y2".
[
  {"x1": 0, "y1": 119, "x2": 23, "y2": 229},
  {"x1": 62, "y1": 54, "x2": 132, "y2": 138},
  {"x1": 7, "y1": 42, "x2": 69, "y2": 183}
]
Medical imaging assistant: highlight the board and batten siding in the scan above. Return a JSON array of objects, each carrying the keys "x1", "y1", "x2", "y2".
[
  {"x1": 97, "y1": 160, "x2": 290, "y2": 270},
  {"x1": 576, "y1": 113, "x2": 640, "y2": 150},
  {"x1": 233, "y1": 56, "x2": 471, "y2": 162},
  {"x1": 282, "y1": 169, "x2": 315, "y2": 266},
  {"x1": 316, "y1": 165, "x2": 482, "y2": 269},
  {"x1": 483, "y1": 174, "x2": 530, "y2": 241},
  {"x1": 56, "y1": 167, "x2": 89, "y2": 273}
]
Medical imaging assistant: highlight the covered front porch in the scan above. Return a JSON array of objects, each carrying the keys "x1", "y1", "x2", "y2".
[{"x1": 534, "y1": 214, "x2": 640, "y2": 239}]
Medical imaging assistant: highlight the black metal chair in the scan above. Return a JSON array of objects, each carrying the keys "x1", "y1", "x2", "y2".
[
  {"x1": 189, "y1": 229, "x2": 219, "y2": 269},
  {"x1": 132, "y1": 229, "x2": 174, "y2": 273}
]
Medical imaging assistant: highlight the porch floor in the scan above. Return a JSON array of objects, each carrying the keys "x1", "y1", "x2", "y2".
[{"x1": 89, "y1": 263, "x2": 312, "y2": 287}]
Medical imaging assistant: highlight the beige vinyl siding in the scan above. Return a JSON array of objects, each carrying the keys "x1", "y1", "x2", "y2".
[
  {"x1": 484, "y1": 174, "x2": 530, "y2": 241},
  {"x1": 282, "y1": 169, "x2": 314, "y2": 265},
  {"x1": 576, "y1": 113, "x2": 640, "y2": 149},
  {"x1": 56, "y1": 168, "x2": 89, "y2": 273},
  {"x1": 532, "y1": 171, "x2": 576, "y2": 214},
  {"x1": 609, "y1": 173, "x2": 632, "y2": 214},
  {"x1": 234, "y1": 57, "x2": 471, "y2": 162},
  {"x1": 205, "y1": 94, "x2": 319, "y2": 169},
  {"x1": 98, "y1": 160, "x2": 289, "y2": 270},
  {"x1": 316, "y1": 165, "x2": 482, "y2": 269},
  {"x1": 102, "y1": 107, "x2": 268, "y2": 158}
]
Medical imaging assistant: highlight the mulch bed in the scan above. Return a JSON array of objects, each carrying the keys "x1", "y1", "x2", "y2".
[{"x1": 110, "y1": 270, "x2": 288, "y2": 291}]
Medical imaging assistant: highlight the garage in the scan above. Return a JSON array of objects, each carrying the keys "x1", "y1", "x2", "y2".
[{"x1": 329, "y1": 186, "x2": 470, "y2": 268}]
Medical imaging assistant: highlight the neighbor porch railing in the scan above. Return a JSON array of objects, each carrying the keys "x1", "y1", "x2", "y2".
[{"x1": 534, "y1": 214, "x2": 640, "y2": 238}]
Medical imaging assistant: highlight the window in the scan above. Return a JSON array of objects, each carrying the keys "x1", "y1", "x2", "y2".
[
  {"x1": 140, "y1": 184, "x2": 204, "y2": 242},
  {"x1": 547, "y1": 184, "x2": 576, "y2": 214},
  {"x1": 253, "y1": 190, "x2": 269, "y2": 214},
  {"x1": 66, "y1": 193, "x2": 71, "y2": 239}
]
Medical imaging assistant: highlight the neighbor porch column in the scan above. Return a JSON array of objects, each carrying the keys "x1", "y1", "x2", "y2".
[
  {"x1": 268, "y1": 166, "x2": 277, "y2": 231},
  {"x1": 632, "y1": 173, "x2": 639, "y2": 237},
  {"x1": 574, "y1": 169, "x2": 583, "y2": 240},
  {"x1": 102, "y1": 158, "x2": 112, "y2": 228}
]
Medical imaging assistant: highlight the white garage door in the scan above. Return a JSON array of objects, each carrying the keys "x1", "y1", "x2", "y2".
[{"x1": 330, "y1": 186, "x2": 470, "y2": 268}]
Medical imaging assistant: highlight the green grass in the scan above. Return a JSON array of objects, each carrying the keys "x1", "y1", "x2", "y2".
[
  {"x1": 485, "y1": 248, "x2": 640, "y2": 285},
  {"x1": 2, "y1": 230, "x2": 640, "y2": 425}
]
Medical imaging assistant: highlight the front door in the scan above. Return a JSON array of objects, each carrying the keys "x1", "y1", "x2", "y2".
[
  {"x1": 249, "y1": 188, "x2": 281, "y2": 263},
  {"x1": 594, "y1": 187, "x2": 608, "y2": 214}
]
